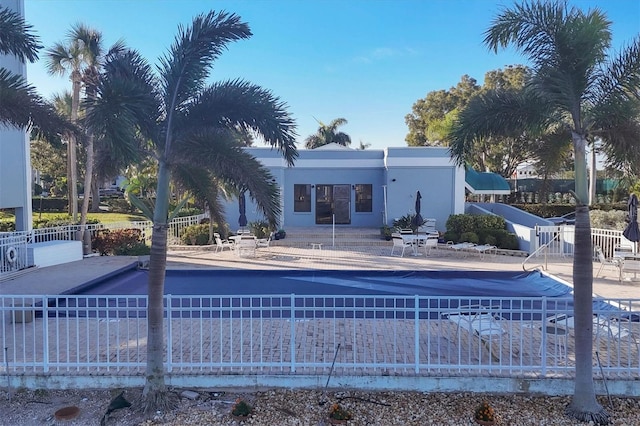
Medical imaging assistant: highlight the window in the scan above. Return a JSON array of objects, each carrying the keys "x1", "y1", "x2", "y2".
[
  {"x1": 354, "y1": 184, "x2": 372, "y2": 212},
  {"x1": 293, "y1": 184, "x2": 311, "y2": 212}
]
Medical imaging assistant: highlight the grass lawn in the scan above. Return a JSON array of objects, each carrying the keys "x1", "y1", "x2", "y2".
[{"x1": 1, "y1": 211, "x2": 147, "y2": 224}]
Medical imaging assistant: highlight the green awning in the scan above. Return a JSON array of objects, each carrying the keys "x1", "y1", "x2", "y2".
[{"x1": 465, "y1": 167, "x2": 511, "y2": 195}]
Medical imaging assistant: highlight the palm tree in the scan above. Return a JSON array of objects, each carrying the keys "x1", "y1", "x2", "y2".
[
  {"x1": 84, "y1": 11, "x2": 297, "y2": 413},
  {"x1": 45, "y1": 24, "x2": 97, "y2": 220},
  {"x1": 0, "y1": 6, "x2": 69, "y2": 137},
  {"x1": 449, "y1": 1, "x2": 640, "y2": 423},
  {"x1": 304, "y1": 117, "x2": 351, "y2": 148}
]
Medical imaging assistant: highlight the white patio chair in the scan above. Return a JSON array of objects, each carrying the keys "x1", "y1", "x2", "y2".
[
  {"x1": 419, "y1": 235, "x2": 438, "y2": 255},
  {"x1": 256, "y1": 233, "x2": 272, "y2": 252},
  {"x1": 213, "y1": 233, "x2": 234, "y2": 252},
  {"x1": 443, "y1": 304, "x2": 512, "y2": 358},
  {"x1": 594, "y1": 246, "x2": 622, "y2": 278},
  {"x1": 390, "y1": 233, "x2": 413, "y2": 257},
  {"x1": 235, "y1": 235, "x2": 257, "y2": 257}
]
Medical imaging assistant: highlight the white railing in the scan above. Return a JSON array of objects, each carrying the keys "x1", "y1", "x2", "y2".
[
  {"x1": 0, "y1": 214, "x2": 206, "y2": 276},
  {"x1": 0, "y1": 233, "x2": 28, "y2": 274},
  {"x1": 2, "y1": 294, "x2": 638, "y2": 380}
]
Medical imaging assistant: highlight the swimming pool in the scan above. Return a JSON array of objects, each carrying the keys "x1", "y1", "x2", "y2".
[
  {"x1": 70, "y1": 268, "x2": 572, "y2": 298},
  {"x1": 43, "y1": 268, "x2": 599, "y2": 320}
]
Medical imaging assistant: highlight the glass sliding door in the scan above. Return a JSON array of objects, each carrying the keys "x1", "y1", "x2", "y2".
[{"x1": 315, "y1": 184, "x2": 351, "y2": 224}]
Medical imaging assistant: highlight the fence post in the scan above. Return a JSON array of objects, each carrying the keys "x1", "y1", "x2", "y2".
[
  {"x1": 414, "y1": 295, "x2": 420, "y2": 374},
  {"x1": 166, "y1": 295, "x2": 172, "y2": 373},
  {"x1": 540, "y1": 297, "x2": 547, "y2": 375},
  {"x1": 290, "y1": 294, "x2": 295, "y2": 373},
  {"x1": 42, "y1": 297, "x2": 49, "y2": 373}
]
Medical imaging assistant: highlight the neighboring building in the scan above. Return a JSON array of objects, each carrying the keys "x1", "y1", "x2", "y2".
[
  {"x1": 0, "y1": 0, "x2": 32, "y2": 231},
  {"x1": 221, "y1": 144, "x2": 467, "y2": 231}
]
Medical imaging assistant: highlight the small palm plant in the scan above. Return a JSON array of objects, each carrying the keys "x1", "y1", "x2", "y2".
[
  {"x1": 474, "y1": 401, "x2": 496, "y2": 424},
  {"x1": 231, "y1": 398, "x2": 252, "y2": 417},
  {"x1": 329, "y1": 403, "x2": 352, "y2": 421}
]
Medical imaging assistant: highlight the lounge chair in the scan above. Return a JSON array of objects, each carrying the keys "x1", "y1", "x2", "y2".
[
  {"x1": 547, "y1": 313, "x2": 639, "y2": 350},
  {"x1": 445, "y1": 241, "x2": 476, "y2": 257},
  {"x1": 472, "y1": 244, "x2": 497, "y2": 259},
  {"x1": 443, "y1": 304, "x2": 510, "y2": 358},
  {"x1": 390, "y1": 233, "x2": 413, "y2": 257},
  {"x1": 444, "y1": 305, "x2": 507, "y2": 340}
]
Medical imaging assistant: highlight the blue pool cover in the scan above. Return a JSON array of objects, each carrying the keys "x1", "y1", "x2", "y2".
[{"x1": 70, "y1": 269, "x2": 573, "y2": 297}]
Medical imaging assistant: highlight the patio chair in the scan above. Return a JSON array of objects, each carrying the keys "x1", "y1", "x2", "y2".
[
  {"x1": 235, "y1": 235, "x2": 257, "y2": 257},
  {"x1": 214, "y1": 233, "x2": 234, "y2": 252},
  {"x1": 547, "y1": 313, "x2": 639, "y2": 350},
  {"x1": 418, "y1": 235, "x2": 438, "y2": 255},
  {"x1": 256, "y1": 233, "x2": 272, "y2": 251},
  {"x1": 594, "y1": 246, "x2": 622, "y2": 279},
  {"x1": 390, "y1": 233, "x2": 413, "y2": 257}
]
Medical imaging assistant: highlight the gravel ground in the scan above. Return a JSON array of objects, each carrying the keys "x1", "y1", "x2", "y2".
[{"x1": 0, "y1": 387, "x2": 638, "y2": 426}]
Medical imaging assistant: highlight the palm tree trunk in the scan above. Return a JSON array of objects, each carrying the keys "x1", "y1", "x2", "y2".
[
  {"x1": 566, "y1": 133, "x2": 608, "y2": 424},
  {"x1": 69, "y1": 71, "x2": 81, "y2": 222},
  {"x1": 79, "y1": 134, "x2": 94, "y2": 254},
  {"x1": 142, "y1": 161, "x2": 175, "y2": 415}
]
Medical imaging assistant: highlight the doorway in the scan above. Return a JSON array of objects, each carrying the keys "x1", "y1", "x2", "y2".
[{"x1": 315, "y1": 184, "x2": 351, "y2": 224}]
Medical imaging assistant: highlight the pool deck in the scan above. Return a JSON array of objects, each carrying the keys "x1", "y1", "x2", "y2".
[{"x1": 1, "y1": 243, "x2": 638, "y2": 300}]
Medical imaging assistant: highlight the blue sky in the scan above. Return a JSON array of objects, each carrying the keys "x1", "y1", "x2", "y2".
[{"x1": 24, "y1": 0, "x2": 640, "y2": 150}]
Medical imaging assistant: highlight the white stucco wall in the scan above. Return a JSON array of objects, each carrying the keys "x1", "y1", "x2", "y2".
[{"x1": 0, "y1": 0, "x2": 32, "y2": 231}]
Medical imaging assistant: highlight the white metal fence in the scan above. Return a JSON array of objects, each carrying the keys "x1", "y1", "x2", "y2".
[
  {"x1": 2, "y1": 294, "x2": 638, "y2": 380},
  {"x1": 0, "y1": 214, "x2": 206, "y2": 277}
]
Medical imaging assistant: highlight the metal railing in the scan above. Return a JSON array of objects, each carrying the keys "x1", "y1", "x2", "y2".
[
  {"x1": 2, "y1": 294, "x2": 638, "y2": 380},
  {"x1": 0, "y1": 214, "x2": 206, "y2": 277}
]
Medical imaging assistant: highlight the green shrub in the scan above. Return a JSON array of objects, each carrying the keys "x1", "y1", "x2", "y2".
[
  {"x1": 173, "y1": 207, "x2": 204, "y2": 217},
  {"x1": 474, "y1": 215, "x2": 505, "y2": 230},
  {"x1": 180, "y1": 224, "x2": 211, "y2": 245},
  {"x1": 103, "y1": 198, "x2": 138, "y2": 214},
  {"x1": 591, "y1": 209, "x2": 627, "y2": 231},
  {"x1": 392, "y1": 214, "x2": 414, "y2": 230},
  {"x1": 445, "y1": 214, "x2": 476, "y2": 235},
  {"x1": 92, "y1": 229, "x2": 149, "y2": 255},
  {"x1": 459, "y1": 231, "x2": 479, "y2": 244},
  {"x1": 0, "y1": 221, "x2": 15, "y2": 232},
  {"x1": 249, "y1": 220, "x2": 270, "y2": 239},
  {"x1": 443, "y1": 230, "x2": 458, "y2": 243}
]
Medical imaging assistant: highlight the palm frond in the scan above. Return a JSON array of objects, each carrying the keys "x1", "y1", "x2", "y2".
[
  {"x1": 0, "y1": 6, "x2": 42, "y2": 62},
  {"x1": 0, "y1": 68, "x2": 75, "y2": 140},
  {"x1": 172, "y1": 129, "x2": 281, "y2": 225},
  {"x1": 159, "y1": 11, "x2": 251, "y2": 114},
  {"x1": 184, "y1": 79, "x2": 298, "y2": 165},
  {"x1": 85, "y1": 49, "x2": 161, "y2": 155},
  {"x1": 448, "y1": 88, "x2": 551, "y2": 166},
  {"x1": 171, "y1": 166, "x2": 227, "y2": 227}
]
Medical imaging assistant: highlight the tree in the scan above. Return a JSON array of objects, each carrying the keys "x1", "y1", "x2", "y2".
[
  {"x1": 304, "y1": 117, "x2": 351, "y2": 148},
  {"x1": 450, "y1": 1, "x2": 640, "y2": 423},
  {"x1": 84, "y1": 11, "x2": 298, "y2": 413},
  {"x1": 405, "y1": 75, "x2": 480, "y2": 146},
  {"x1": 0, "y1": 6, "x2": 69, "y2": 138}
]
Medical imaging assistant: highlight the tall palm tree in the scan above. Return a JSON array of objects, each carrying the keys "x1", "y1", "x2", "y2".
[
  {"x1": 0, "y1": 6, "x2": 69, "y2": 137},
  {"x1": 84, "y1": 10, "x2": 297, "y2": 413},
  {"x1": 45, "y1": 24, "x2": 97, "y2": 220},
  {"x1": 449, "y1": 1, "x2": 640, "y2": 423},
  {"x1": 304, "y1": 117, "x2": 351, "y2": 148}
]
